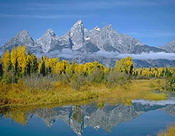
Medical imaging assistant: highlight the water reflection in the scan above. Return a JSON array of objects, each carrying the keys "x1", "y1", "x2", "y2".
[{"x1": 1, "y1": 100, "x2": 175, "y2": 136}]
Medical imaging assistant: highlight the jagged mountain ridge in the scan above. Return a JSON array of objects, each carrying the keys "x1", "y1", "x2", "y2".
[
  {"x1": 1, "y1": 20, "x2": 175, "y2": 67},
  {"x1": 0, "y1": 20, "x2": 166, "y2": 54}
]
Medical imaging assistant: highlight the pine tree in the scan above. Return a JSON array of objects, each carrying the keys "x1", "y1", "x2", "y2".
[
  {"x1": 0, "y1": 57, "x2": 3, "y2": 77},
  {"x1": 26, "y1": 53, "x2": 38, "y2": 75},
  {"x1": 40, "y1": 61, "x2": 46, "y2": 76}
]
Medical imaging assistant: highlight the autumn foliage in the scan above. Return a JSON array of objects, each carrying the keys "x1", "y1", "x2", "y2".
[
  {"x1": 0, "y1": 45, "x2": 172, "y2": 107},
  {"x1": 0, "y1": 45, "x2": 175, "y2": 91}
]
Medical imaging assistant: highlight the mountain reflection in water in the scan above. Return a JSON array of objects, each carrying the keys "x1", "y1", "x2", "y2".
[{"x1": 0, "y1": 99, "x2": 175, "y2": 136}]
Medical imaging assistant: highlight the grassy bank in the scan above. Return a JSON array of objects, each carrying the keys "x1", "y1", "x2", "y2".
[{"x1": 0, "y1": 79, "x2": 167, "y2": 107}]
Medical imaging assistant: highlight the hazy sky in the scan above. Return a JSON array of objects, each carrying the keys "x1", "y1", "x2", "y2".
[{"x1": 0, "y1": 0, "x2": 175, "y2": 46}]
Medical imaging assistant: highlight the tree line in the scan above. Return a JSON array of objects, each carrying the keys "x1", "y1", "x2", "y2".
[{"x1": 0, "y1": 45, "x2": 175, "y2": 90}]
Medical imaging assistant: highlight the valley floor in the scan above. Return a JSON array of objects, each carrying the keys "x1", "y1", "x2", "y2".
[{"x1": 0, "y1": 79, "x2": 168, "y2": 108}]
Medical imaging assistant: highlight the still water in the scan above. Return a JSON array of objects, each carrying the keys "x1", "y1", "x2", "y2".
[{"x1": 1, "y1": 99, "x2": 175, "y2": 136}]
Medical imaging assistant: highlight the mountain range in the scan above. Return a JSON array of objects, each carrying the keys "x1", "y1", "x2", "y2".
[
  {"x1": 23, "y1": 101, "x2": 175, "y2": 136},
  {"x1": 0, "y1": 20, "x2": 175, "y2": 67}
]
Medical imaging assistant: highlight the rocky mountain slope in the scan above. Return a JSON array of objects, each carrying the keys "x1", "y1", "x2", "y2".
[
  {"x1": 161, "y1": 41, "x2": 175, "y2": 53},
  {"x1": 0, "y1": 20, "x2": 165, "y2": 54},
  {"x1": 0, "y1": 20, "x2": 175, "y2": 67}
]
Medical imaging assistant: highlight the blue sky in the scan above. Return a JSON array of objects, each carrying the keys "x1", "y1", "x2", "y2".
[{"x1": 0, "y1": 0, "x2": 175, "y2": 46}]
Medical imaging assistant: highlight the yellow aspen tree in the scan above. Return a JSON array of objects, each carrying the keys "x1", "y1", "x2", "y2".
[
  {"x1": 116, "y1": 57, "x2": 133, "y2": 74},
  {"x1": 69, "y1": 61, "x2": 77, "y2": 75},
  {"x1": 49, "y1": 58, "x2": 59, "y2": 74},
  {"x1": 61, "y1": 60, "x2": 69, "y2": 74},
  {"x1": 75, "y1": 64, "x2": 84, "y2": 74},
  {"x1": 11, "y1": 47, "x2": 18, "y2": 73},
  {"x1": 16, "y1": 46, "x2": 27, "y2": 75},
  {"x1": 125, "y1": 56, "x2": 134, "y2": 74},
  {"x1": 84, "y1": 62, "x2": 97, "y2": 74},
  {"x1": 53, "y1": 60, "x2": 68, "y2": 74},
  {"x1": 65, "y1": 63, "x2": 72, "y2": 75},
  {"x1": 38, "y1": 59, "x2": 43, "y2": 73},
  {"x1": 54, "y1": 62, "x2": 62, "y2": 74},
  {"x1": 2, "y1": 50, "x2": 11, "y2": 72}
]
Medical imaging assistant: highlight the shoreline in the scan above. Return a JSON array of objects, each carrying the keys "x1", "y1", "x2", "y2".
[{"x1": 0, "y1": 79, "x2": 168, "y2": 108}]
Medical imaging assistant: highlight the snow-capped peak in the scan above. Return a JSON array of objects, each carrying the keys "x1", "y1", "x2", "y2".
[
  {"x1": 94, "y1": 26, "x2": 101, "y2": 31},
  {"x1": 44, "y1": 28, "x2": 56, "y2": 37},
  {"x1": 17, "y1": 30, "x2": 31, "y2": 39},
  {"x1": 74, "y1": 20, "x2": 83, "y2": 26}
]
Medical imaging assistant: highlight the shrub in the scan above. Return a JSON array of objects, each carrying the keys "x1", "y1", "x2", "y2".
[
  {"x1": 106, "y1": 71, "x2": 130, "y2": 87},
  {"x1": 59, "y1": 73, "x2": 71, "y2": 84},
  {"x1": 166, "y1": 73, "x2": 175, "y2": 92},
  {"x1": 24, "y1": 74, "x2": 57, "y2": 91},
  {"x1": 87, "y1": 69, "x2": 104, "y2": 83},
  {"x1": 70, "y1": 73, "x2": 86, "y2": 90},
  {"x1": 1, "y1": 70, "x2": 17, "y2": 84}
]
